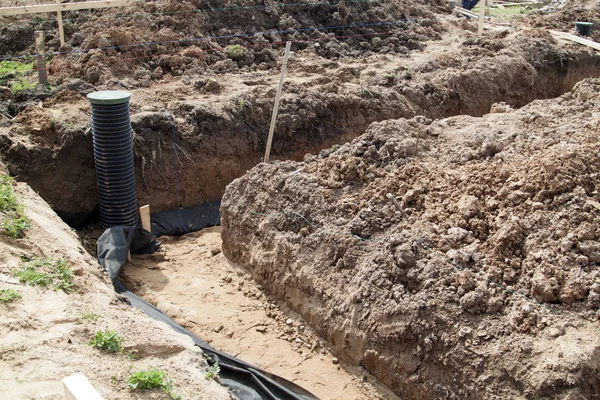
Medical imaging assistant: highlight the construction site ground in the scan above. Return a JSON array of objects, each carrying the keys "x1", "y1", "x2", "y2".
[{"x1": 1, "y1": 0, "x2": 600, "y2": 398}]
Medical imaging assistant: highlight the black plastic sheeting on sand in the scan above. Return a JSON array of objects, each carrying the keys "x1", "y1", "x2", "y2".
[
  {"x1": 151, "y1": 201, "x2": 221, "y2": 236},
  {"x1": 97, "y1": 226, "x2": 319, "y2": 400},
  {"x1": 59, "y1": 201, "x2": 221, "y2": 236}
]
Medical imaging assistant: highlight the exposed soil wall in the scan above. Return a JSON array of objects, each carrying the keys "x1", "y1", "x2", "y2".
[
  {"x1": 220, "y1": 78, "x2": 600, "y2": 398},
  {"x1": 2, "y1": 31, "x2": 600, "y2": 218},
  {"x1": 0, "y1": 173, "x2": 231, "y2": 399}
]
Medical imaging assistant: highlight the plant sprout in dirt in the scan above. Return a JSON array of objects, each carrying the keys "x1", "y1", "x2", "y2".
[
  {"x1": 13, "y1": 257, "x2": 73, "y2": 292},
  {"x1": 0, "y1": 289, "x2": 21, "y2": 303},
  {"x1": 89, "y1": 330, "x2": 124, "y2": 354},
  {"x1": 127, "y1": 369, "x2": 182, "y2": 400},
  {"x1": 0, "y1": 175, "x2": 30, "y2": 239}
]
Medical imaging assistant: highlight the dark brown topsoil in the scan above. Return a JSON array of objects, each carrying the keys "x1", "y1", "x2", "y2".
[{"x1": 2, "y1": 24, "x2": 600, "y2": 216}]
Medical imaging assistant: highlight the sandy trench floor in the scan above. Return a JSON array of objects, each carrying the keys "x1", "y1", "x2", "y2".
[{"x1": 122, "y1": 227, "x2": 399, "y2": 400}]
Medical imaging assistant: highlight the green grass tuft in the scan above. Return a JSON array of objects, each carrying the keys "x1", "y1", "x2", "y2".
[
  {"x1": 89, "y1": 330, "x2": 124, "y2": 353},
  {"x1": 204, "y1": 364, "x2": 220, "y2": 381},
  {"x1": 471, "y1": 4, "x2": 542, "y2": 20},
  {"x1": 11, "y1": 80, "x2": 36, "y2": 94},
  {"x1": 0, "y1": 175, "x2": 30, "y2": 239},
  {"x1": 13, "y1": 257, "x2": 73, "y2": 291},
  {"x1": 0, "y1": 60, "x2": 36, "y2": 94},
  {"x1": 0, "y1": 288, "x2": 21, "y2": 303},
  {"x1": 225, "y1": 44, "x2": 246, "y2": 59},
  {"x1": 80, "y1": 312, "x2": 101, "y2": 322},
  {"x1": 0, "y1": 60, "x2": 33, "y2": 81},
  {"x1": 127, "y1": 369, "x2": 182, "y2": 400}
]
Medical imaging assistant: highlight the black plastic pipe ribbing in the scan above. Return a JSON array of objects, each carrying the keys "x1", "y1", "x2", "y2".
[
  {"x1": 87, "y1": 91, "x2": 139, "y2": 228},
  {"x1": 575, "y1": 22, "x2": 593, "y2": 37}
]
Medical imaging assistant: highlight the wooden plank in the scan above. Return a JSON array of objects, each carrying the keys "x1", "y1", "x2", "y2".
[
  {"x1": 139, "y1": 204, "x2": 151, "y2": 232},
  {"x1": 35, "y1": 31, "x2": 47, "y2": 85},
  {"x1": 62, "y1": 373, "x2": 103, "y2": 400},
  {"x1": 56, "y1": 0, "x2": 65, "y2": 46},
  {"x1": 0, "y1": 0, "x2": 133, "y2": 17},
  {"x1": 550, "y1": 30, "x2": 600, "y2": 51}
]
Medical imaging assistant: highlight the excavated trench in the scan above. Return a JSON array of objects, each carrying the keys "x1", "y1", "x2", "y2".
[
  {"x1": 2, "y1": 41, "x2": 600, "y2": 223},
  {"x1": 1, "y1": 32, "x2": 600, "y2": 398}
]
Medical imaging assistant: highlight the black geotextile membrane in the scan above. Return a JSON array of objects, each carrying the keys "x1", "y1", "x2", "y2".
[
  {"x1": 150, "y1": 201, "x2": 221, "y2": 236},
  {"x1": 97, "y1": 226, "x2": 319, "y2": 400}
]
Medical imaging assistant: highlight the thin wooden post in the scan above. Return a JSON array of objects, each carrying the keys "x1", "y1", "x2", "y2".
[
  {"x1": 264, "y1": 41, "x2": 292, "y2": 163},
  {"x1": 56, "y1": 0, "x2": 65, "y2": 46},
  {"x1": 139, "y1": 205, "x2": 151, "y2": 232},
  {"x1": 477, "y1": 0, "x2": 486, "y2": 36},
  {"x1": 34, "y1": 31, "x2": 47, "y2": 85}
]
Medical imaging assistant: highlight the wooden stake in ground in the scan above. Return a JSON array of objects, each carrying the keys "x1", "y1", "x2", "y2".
[
  {"x1": 478, "y1": 0, "x2": 486, "y2": 36},
  {"x1": 62, "y1": 373, "x2": 103, "y2": 400},
  {"x1": 263, "y1": 41, "x2": 292, "y2": 163},
  {"x1": 56, "y1": 0, "x2": 65, "y2": 46},
  {"x1": 34, "y1": 31, "x2": 47, "y2": 85},
  {"x1": 139, "y1": 204, "x2": 151, "y2": 232}
]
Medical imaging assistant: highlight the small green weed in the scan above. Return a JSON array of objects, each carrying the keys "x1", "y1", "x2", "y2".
[
  {"x1": 204, "y1": 364, "x2": 220, "y2": 381},
  {"x1": 0, "y1": 175, "x2": 30, "y2": 239},
  {"x1": 127, "y1": 369, "x2": 181, "y2": 400},
  {"x1": 0, "y1": 288, "x2": 21, "y2": 303},
  {"x1": 0, "y1": 60, "x2": 33, "y2": 81},
  {"x1": 89, "y1": 330, "x2": 124, "y2": 353},
  {"x1": 225, "y1": 44, "x2": 246, "y2": 59},
  {"x1": 80, "y1": 312, "x2": 101, "y2": 322},
  {"x1": 11, "y1": 80, "x2": 36, "y2": 94},
  {"x1": 0, "y1": 60, "x2": 37, "y2": 95},
  {"x1": 13, "y1": 257, "x2": 73, "y2": 291},
  {"x1": 3, "y1": 216, "x2": 31, "y2": 239}
]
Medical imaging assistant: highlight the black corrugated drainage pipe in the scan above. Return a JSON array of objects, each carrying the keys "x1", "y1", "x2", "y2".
[
  {"x1": 87, "y1": 91, "x2": 139, "y2": 228},
  {"x1": 575, "y1": 22, "x2": 593, "y2": 37}
]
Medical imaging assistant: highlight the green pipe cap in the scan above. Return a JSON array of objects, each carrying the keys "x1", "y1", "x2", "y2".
[{"x1": 87, "y1": 90, "x2": 131, "y2": 105}]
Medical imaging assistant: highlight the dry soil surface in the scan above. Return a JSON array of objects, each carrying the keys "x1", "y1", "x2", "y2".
[
  {"x1": 0, "y1": 177, "x2": 231, "y2": 400},
  {"x1": 122, "y1": 226, "x2": 399, "y2": 400}
]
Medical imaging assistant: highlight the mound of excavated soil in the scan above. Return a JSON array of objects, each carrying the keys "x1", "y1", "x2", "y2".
[
  {"x1": 0, "y1": 175, "x2": 230, "y2": 399},
  {"x1": 221, "y1": 78, "x2": 600, "y2": 398},
  {"x1": 3, "y1": 25, "x2": 600, "y2": 218},
  {"x1": 2, "y1": 0, "x2": 447, "y2": 86}
]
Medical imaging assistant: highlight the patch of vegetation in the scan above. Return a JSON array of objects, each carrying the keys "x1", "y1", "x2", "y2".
[
  {"x1": 11, "y1": 80, "x2": 36, "y2": 94},
  {"x1": 225, "y1": 44, "x2": 246, "y2": 59},
  {"x1": 127, "y1": 369, "x2": 182, "y2": 400},
  {"x1": 13, "y1": 257, "x2": 73, "y2": 291},
  {"x1": 0, "y1": 288, "x2": 21, "y2": 303},
  {"x1": 89, "y1": 330, "x2": 124, "y2": 353},
  {"x1": 0, "y1": 60, "x2": 36, "y2": 94},
  {"x1": 0, "y1": 60, "x2": 33, "y2": 81},
  {"x1": 204, "y1": 364, "x2": 220, "y2": 381},
  {"x1": 3, "y1": 216, "x2": 31, "y2": 239},
  {"x1": 80, "y1": 312, "x2": 101, "y2": 322},
  {"x1": 472, "y1": 4, "x2": 541, "y2": 20},
  {"x1": 0, "y1": 175, "x2": 30, "y2": 239}
]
